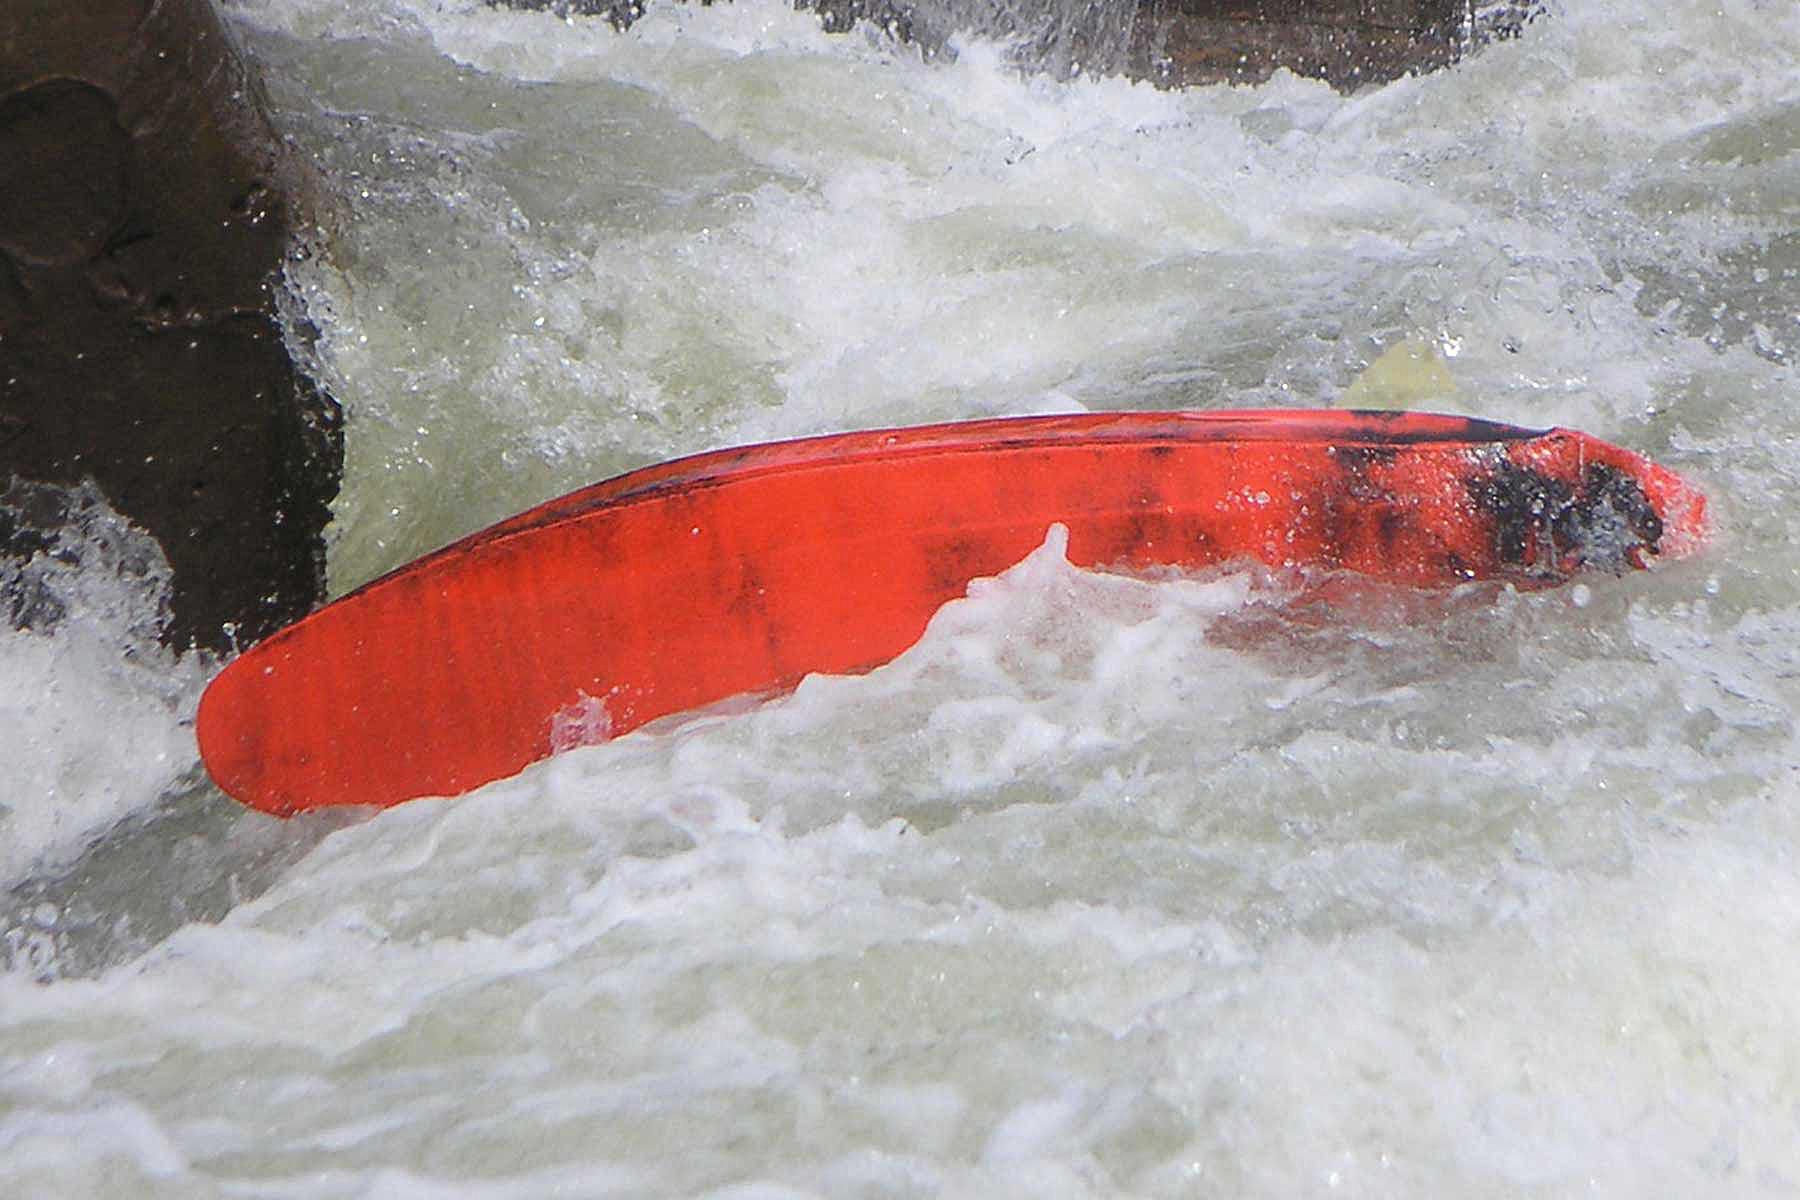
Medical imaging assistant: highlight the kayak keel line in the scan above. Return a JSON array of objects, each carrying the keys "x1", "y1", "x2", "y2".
[{"x1": 196, "y1": 410, "x2": 1709, "y2": 815}]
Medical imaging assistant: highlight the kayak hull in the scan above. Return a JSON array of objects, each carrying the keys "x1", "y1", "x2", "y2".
[{"x1": 197, "y1": 410, "x2": 1708, "y2": 815}]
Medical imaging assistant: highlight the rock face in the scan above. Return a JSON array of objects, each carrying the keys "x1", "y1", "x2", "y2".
[
  {"x1": 1133, "y1": 0, "x2": 1462, "y2": 88},
  {"x1": 0, "y1": 0, "x2": 341, "y2": 652},
  {"x1": 493, "y1": 0, "x2": 1538, "y2": 88}
]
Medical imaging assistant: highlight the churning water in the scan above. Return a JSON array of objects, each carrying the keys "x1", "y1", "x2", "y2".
[{"x1": 3, "y1": 0, "x2": 1798, "y2": 1193}]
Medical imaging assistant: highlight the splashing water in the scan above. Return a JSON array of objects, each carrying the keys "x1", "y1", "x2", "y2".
[{"x1": 3, "y1": 0, "x2": 1798, "y2": 1193}]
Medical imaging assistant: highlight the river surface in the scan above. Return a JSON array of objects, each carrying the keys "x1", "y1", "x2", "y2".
[{"x1": 3, "y1": 0, "x2": 1798, "y2": 1194}]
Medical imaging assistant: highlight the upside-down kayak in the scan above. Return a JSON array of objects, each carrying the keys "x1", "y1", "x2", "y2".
[{"x1": 197, "y1": 409, "x2": 1708, "y2": 815}]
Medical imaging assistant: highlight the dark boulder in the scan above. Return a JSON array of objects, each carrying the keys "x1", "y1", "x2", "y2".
[
  {"x1": 1134, "y1": 0, "x2": 1463, "y2": 88},
  {"x1": 0, "y1": 0, "x2": 341, "y2": 653},
  {"x1": 487, "y1": 0, "x2": 1541, "y2": 89}
]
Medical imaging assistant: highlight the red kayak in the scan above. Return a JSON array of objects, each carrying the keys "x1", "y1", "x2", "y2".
[{"x1": 197, "y1": 410, "x2": 1709, "y2": 815}]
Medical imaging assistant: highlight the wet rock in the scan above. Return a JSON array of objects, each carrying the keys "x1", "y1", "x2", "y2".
[
  {"x1": 1133, "y1": 0, "x2": 1463, "y2": 88},
  {"x1": 488, "y1": 0, "x2": 1542, "y2": 89},
  {"x1": 499, "y1": 0, "x2": 657, "y2": 27},
  {"x1": 0, "y1": 0, "x2": 341, "y2": 653}
]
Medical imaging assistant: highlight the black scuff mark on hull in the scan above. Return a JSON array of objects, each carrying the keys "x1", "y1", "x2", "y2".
[
  {"x1": 1472, "y1": 454, "x2": 1573, "y2": 577},
  {"x1": 1375, "y1": 506, "x2": 1410, "y2": 556},
  {"x1": 1560, "y1": 462, "x2": 1664, "y2": 573},
  {"x1": 1469, "y1": 455, "x2": 1664, "y2": 579},
  {"x1": 1328, "y1": 443, "x2": 1401, "y2": 470}
]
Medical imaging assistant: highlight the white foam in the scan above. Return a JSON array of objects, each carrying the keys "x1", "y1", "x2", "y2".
[{"x1": 0, "y1": 486, "x2": 207, "y2": 885}]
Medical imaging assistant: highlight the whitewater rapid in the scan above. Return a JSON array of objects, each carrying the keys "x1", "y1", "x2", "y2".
[{"x1": 3, "y1": 0, "x2": 1797, "y2": 1193}]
